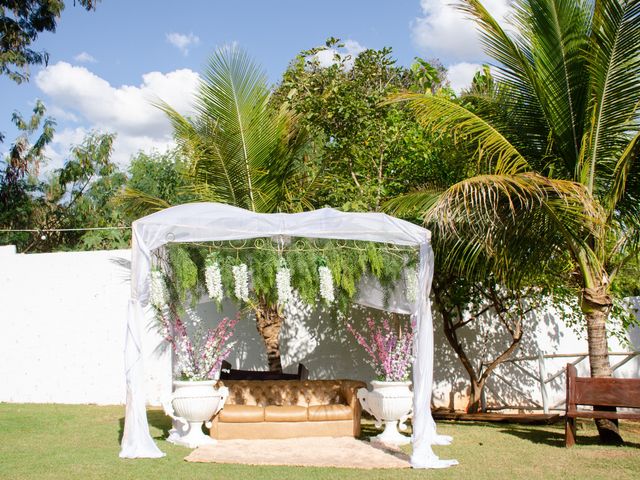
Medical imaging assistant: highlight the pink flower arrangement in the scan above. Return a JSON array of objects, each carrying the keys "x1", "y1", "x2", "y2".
[
  {"x1": 347, "y1": 317, "x2": 414, "y2": 382},
  {"x1": 159, "y1": 307, "x2": 239, "y2": 381}
]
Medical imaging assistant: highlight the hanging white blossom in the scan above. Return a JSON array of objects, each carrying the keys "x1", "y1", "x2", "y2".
[
  {"x1": 318, "y1": 265, "x2": 335, "y2": 303},
  {"x1": 276, "y1": 262, "x2": 293, "y2": 306},
  {"x1": 232, "y1": 263, "x2": 249, "y2": 302},
  {"x1": 150, "y1": 269, "x2": 168, "y2": 309},
  {"x1": 405, "y1": 267, "x2": 419, "y2": 304},
  {"x1": 205, "y1": 262, "x2": 224, "y2": 303}
]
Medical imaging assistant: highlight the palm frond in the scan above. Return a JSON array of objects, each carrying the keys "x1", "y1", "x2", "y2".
[
  {"x1": 151, "y1": 45, "x2": 310, "y2": 214},
  {"x1": 428, "y1": 172, "x2": 601, "y2": 231},
  {"x1": 388, "y1": 92, "x2": 529, "y2": 175},
  {"x1": 196, "y1": 45, "x2": 276, "y2": 211},
  {"x1": 118, "y1": 187, "x2": 172, "y2": 219},
  {"x1": 383, "y1": 187, "x2": 444, "y2": 219},
  {"x1": 607, "y1": 130, "x2": 640, "y2": 213},
  {"x1": 424, "y1": 172, "x2": 604, "y2": 282},
  {"x1": 582, "y1": 0, "x2": 640, "y2": 193},
  {"x1": 457, "y1": 0, "x2": 536, "y2": 87},
  {"x1": 511, "y1": 0, "x2": 590, "y2": 166},
  {"x1": 155, "y1": 96, "x2": 247, "y2": 208},
  {"x1": 456, "y1": 0, "x2": 549, "y2": 151}
]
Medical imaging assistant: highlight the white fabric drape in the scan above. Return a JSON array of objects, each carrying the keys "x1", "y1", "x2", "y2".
[{"x1": 120, "y1": 203, "x2": 455, "y2": 467}]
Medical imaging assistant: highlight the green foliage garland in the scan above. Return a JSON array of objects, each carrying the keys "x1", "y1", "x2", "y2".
[
  {"x1": 168, "y1": 246, "x2": 199, "y2": 302},
  {"x1": 164, "y1": 238, "x2": 417, "y2": 313}
]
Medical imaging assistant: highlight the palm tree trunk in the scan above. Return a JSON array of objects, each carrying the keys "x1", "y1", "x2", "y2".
[
  {"x1": 254, "y1": 295, "x2": 283, "y2": 373},
  {"x1": 581, "y1": 285, "x2": 623, "y2": 444}
]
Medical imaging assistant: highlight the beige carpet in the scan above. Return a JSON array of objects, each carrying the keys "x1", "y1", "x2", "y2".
[{"x1": 184, "y1": 437, "x2": 410, "y2": 469}]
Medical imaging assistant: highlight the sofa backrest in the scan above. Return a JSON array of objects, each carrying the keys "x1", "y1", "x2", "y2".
[
  {"x1": 222, "y1": 380, "x2": 350, "y2": 407},
  {"x1": 220, "y1": 361, "x2": 309, "y2": 381}
]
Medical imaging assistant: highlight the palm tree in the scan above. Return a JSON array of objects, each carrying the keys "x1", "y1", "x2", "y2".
[
  {"x1": 388, "y1": 0, "x2": 639, "y2": 441},
  {"x1": 124, "y1": 45, "x2": 318, "y2": 373}
]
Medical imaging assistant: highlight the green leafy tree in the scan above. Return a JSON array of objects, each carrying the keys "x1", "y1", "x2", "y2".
[
  {"x1": 0, "y1": 0, "x2": 99, "y2": 83},
  {"x1": 41, "y1": 132, "x2": 128, "y2": 251},
  {"x1": 122, "y1": 149, "x2": 193, "y2": 219},
  {"x1": 127, "y1": 150, "x2": 187, "y2": 204},
  {"x1": 389, "y1": 0, "x2": 640, "y2": 442},
  {"x1": 0, "y1": 100, "x2": 55, "y2": 249},
  {"x1": 272, "y1": 39, "x2": 456, "y2": 212},
  {"x1": 0, "y1": 105, "x2": 127, "y2": 252}
]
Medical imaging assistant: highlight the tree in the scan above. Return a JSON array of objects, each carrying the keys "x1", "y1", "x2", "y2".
[
  {"x1": 277, "y1": 41, "x2": 549, "y2": 407},
  {"x1": 431, "y1": 270, "x2": 579, "y2": 413},
  {"x1": 0, "y1": 103, "x2": 127, "y2": 252},
  {"x1": 125, "y1": 45, "x2": 318, "y2": 373},
  {"x1": 389, "y1": 0, "x2": 640, "y2": 442},
  {"x1": 121, "y1": 149, "x2": 193, "y2": 220},
  {"x1": 127, "y1": 150, "x2": 188, "y2": 206},
  {"x1": 0, "y1": 0, "x2": 99, "y2": 83},
  {"x1": 272, "y1": 39, "x2": 454, "y2": 212},
  {"x1": 0, "y1": 100, "x2": 55, "y2": 249},
  {"x1": 42, "y1": 131, "x2": 128, "y2": 251}
]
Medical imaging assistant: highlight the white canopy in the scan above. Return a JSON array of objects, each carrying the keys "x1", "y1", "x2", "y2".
[{"x1": 120, "y1": 203, "x2": 456, "y2": 468}]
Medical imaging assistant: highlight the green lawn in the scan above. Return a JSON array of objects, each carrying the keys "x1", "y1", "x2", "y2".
[{"x1": 0, "y1": 404, "x2": 639, "y2": 480}]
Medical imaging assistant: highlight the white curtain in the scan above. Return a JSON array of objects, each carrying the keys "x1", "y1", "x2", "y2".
[{"x1": 119, "y1": 203, "x2": 456, "y2": 467}]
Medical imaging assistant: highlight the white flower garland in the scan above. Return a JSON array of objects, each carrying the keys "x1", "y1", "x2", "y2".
[
  {"x1": 150, "y1": 270, "x2": 168, "y2": 309},
  {"x1": 232, "y1": 263, "x2": 249, "y2": 302},
  {"x1": 205, "y1": 262, "x2": 224, "y2": 303},
  {"x1": 276, "y1": 261, "x2": 293, "y2": 306},
  {"x1": 318, "y1": 266, "x2": 334, "y2": 303},
  {"x1": 405, "y1": 267, "x2": 419, "y2": 304}
]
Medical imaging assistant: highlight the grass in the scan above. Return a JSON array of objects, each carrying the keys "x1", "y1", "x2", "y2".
[{"x1": 0, "y1": 404, "x2": 639, "y2": 479}]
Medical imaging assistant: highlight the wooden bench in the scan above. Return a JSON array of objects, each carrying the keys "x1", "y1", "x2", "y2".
[{"x1": 565, "y1": 363, "x2": 640, "y2": 447}]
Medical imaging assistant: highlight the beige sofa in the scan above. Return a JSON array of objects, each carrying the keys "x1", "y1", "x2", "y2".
[{"x1": 209, "y1": 379, "x2": 366, "y2": 440}]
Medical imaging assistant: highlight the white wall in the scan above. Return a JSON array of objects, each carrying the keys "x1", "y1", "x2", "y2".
[
  {"x1": 431, "y1": 301, "x2": 640, "y2": 411},
  {"x1": 1, "y1": 246, "x2": 638, "y2": 410},
  {"x1": 0, "y1": 247, "x2": 170, "y2": 405}
]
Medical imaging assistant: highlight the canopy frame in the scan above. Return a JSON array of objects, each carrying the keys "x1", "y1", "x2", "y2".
[{"x1": 120, "y1": 202, "x2": 455, "y2": 468}]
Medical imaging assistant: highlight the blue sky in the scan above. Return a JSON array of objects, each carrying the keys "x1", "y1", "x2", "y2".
[{"x1": 0, "y1": 0, "x2": 508, "y2": 168}]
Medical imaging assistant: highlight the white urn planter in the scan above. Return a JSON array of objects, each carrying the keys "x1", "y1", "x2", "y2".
[
  {"x1": 357, "y1": 380, "x2": 413, "y2": 445},
  {"x1": 163, "y1": 380, "x2": 228, "y2": 448}
]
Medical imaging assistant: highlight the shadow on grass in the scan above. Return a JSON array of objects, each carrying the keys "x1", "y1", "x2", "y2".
[
  {"x1": 148, "y1": 410, "x2": 172, "y2": 439},
  {"x1": 117, "y1": 410, "x2": 172, "y2": 443},
  {"x1": 499, "y1": 424, "x2": 640, "y2": 449}
]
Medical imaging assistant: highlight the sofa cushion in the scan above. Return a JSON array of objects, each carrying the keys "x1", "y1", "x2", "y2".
[
  {"x1": 308, "y1": 404, "x2": 353, "y2": 422},
  {"x1": 219, "y1": 404, "x2": 264, "y2": 423},
  {"x1": 264, "y1": 405, "x2": 308, "y2": 422}
]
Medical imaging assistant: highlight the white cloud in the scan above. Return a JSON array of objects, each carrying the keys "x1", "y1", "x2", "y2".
[
  {"x1": 73, "y1": 51, "x2": 97, "y2": 63},
  {"x1": 344, "y1": 40, "x2": 366, "y2": 57},
  {"x1": 411, "y1": 0, "x2": 511, "y2": 63},
  {"x1": 47, "y1": 104, "x2": 79, "y2": 122},
  {"x1": 35, "y1": 62, "x2": 199, "y2": 165},
  {"x1": 447, "y1": 62, "x2": 485, "y2": 93},
  {"x1": 313, "y1": 39, "x2": 366, "y2": 69},
  {"x1": 166, "y1": 32, "x2": 200, "y2": 56}
]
